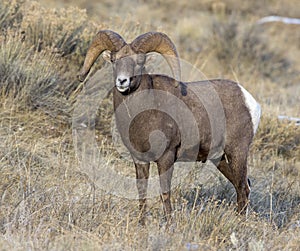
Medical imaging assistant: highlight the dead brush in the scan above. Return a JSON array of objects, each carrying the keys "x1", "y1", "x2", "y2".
[
  {"x1": 208, "y1": 17, "x2": 294, "y2": 84},
  {"x1": 20, "y1": 1, "x2": 91, "y2": 57},
  {"x1": 0, "y1": 0, "x2": 23, "y2": 31},
  {"x1": 253, "y1": 116, "x2": 300, "y2": 160},
  {"x1": 0, "y1": 33, "x2": 71, "y2": 118}
]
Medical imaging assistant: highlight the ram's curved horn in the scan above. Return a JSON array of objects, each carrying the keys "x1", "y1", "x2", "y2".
[
  {"x1": 78, "y1": 30, "x2": 126, "y2": 81},
  {"x1": 131, "y1": 32, "x2": 181, "y2": 81}
]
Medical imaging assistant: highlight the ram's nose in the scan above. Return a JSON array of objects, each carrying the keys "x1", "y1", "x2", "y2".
[
  {"x1": 118, "y1": 77, "x2": 129, "y2": 86},
  {"x1": 116, "y1": 75, "x2": 130, "y2": 92}
]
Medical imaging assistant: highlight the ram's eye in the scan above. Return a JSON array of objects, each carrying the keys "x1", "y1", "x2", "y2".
[
  {"x1": 102, "y1": 50, "x2": 113, "y2": 62},
  {"x1": 110, "y1": 55, "x2": 116, "y2": 63}
]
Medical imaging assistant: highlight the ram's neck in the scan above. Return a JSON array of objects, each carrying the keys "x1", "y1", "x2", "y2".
[{"x1": 112, "y1": 74, "x2": 153, "y2": 111}]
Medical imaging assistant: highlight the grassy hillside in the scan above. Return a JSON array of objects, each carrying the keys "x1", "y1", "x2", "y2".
[{"x1": 0, "y1": 0, "x2": 299, "y2": 250}]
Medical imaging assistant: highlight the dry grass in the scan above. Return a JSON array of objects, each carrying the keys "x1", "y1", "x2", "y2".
[{"x1": 0, "y1": 0, "x2": 300, "y2": 250}]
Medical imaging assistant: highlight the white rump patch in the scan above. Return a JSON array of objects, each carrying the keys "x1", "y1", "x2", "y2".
[{"x1": 238, "y1": 84, "x2": 261, "y2": 134}]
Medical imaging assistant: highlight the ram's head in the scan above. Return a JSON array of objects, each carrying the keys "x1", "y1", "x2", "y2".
[{"x1": 78, "y1": 30, "x2": 181, "y2": 92}]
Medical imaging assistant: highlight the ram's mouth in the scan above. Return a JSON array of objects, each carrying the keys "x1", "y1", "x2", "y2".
[{"x1": 116, "y1": 84, "x2": 130, "y2": 92}]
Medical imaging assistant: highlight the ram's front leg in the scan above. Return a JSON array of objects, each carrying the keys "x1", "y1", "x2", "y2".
[
  {"x1": 135, "y1": 161, "x2": 150, "y2": 225},
  {"x1": 157, "y1": 150, "x2": 175, "y2": 222}
]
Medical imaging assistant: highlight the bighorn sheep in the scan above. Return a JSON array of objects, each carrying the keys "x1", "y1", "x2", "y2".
[{"x1": 78, "y1": 30, "x2": 261, "y2": 224}]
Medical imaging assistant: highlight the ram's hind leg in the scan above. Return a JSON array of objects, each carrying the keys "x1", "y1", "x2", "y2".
[
  {"x1": 135, "y1": 161, "x2": 150, "y2": 225},
  {"x1": 232, "y1": 155, "x2": 251, "y2": 214},
  {"x1": 216, "y1": 153, "x2": 251, "y2": 214}
]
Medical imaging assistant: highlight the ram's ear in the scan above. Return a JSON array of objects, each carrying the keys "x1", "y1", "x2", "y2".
[{"x1": 102, "y1": 50, "x2": 112, "y2": 62}]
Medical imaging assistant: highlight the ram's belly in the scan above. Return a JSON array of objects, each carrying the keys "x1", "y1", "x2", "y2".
[
  {"x1": 176, "y1": 144, "x2": 224, "y2": 163},
  {"x1": 176, "y1": 144, "x2": 206, "y2": 162}
]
